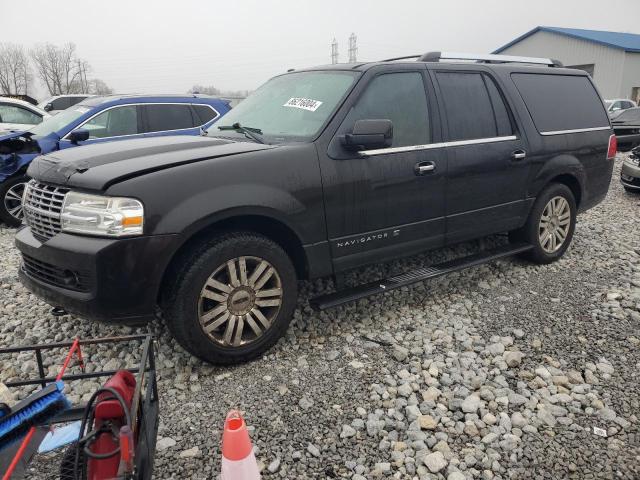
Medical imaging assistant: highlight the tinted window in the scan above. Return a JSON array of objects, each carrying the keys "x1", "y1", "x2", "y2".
[
  {"x1": 81, "y1": 105, "x2": 140, "y2": 138},
  {"x1": 192, "y1": 105, "x2": 218, "y2": 125},
  {"x1": 0, "y1": 104, "x2": 41, "y2": 124},
  {"x1": 51, "y1": 98, "x2": 69, "y2": 110},
  {"x1": 342, "y1": 72, "x2": 430, "y2": 147},
  {"x1": 436, "y1": 72, "x2": 513, "y2": 141},
  {"x1": 67, "y1": 96, "x2": 87, "y2": 108},
  {"x1": 512, "y1": 73, "x2": 609, "y2": 133},
  {"x1": 145, "y1": 104, "x2": 195, "y2": 132}
]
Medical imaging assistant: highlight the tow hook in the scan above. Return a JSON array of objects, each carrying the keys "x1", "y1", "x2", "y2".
[{"x1": 50, "y1": 306, "x2": 67, "y2": 317}]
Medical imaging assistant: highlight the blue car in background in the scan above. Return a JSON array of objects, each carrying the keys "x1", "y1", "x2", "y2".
[{"x1": 0, "y1": 94, "x2": 230, "y2": 225}]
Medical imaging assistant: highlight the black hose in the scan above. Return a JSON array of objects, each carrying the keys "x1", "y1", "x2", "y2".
[{"x1": 73, "y1": 386, "x2": 132, "y2": 479}]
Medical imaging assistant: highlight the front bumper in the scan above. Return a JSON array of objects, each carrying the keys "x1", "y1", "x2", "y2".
[
  {"x1": 15, "y1": 227, "x2": 178, "y2": 324},
  {"x1": 621, "y1": 159, "x2": 640, "y2": 190}
]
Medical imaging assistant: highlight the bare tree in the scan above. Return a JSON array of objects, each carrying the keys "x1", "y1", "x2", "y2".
[
  {"x1": 0, "y1": 43, "x2": 32, "y2": 95},
  {"x1": 30, "y1": 42, "x2": 91, "y2": 95},
  {"x1": 87, "y1": 78, "x2": 113, "y2": 95},
  {"x1": 188, "y1": 84, "x2": 220, "y2": 95}
]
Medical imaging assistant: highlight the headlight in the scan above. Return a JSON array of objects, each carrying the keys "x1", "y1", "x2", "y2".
[{"x1": 61, "y1": 192, "x2": 144, "y2": 237}]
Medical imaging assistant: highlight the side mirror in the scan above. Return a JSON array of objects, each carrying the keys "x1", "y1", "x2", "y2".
[
  {"x1": 68, "y1": 128, "x2": 90, "y2": 144},
  {"x1": 43, "y1": 103, "x2": 53, "y2": 112},
  {"x1": 341, "y1": 119, "x2": 393, "y2": 151}
]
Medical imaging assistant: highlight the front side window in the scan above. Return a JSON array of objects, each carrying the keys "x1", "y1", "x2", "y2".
[
  {"x1": 340, "y1": 72, "x2": 431, "y2": 147},
  {"x1": 82, "y1": 105, "x2": 140, "y2": 138},
  {"x1": 51, "y1": 98, "x2": 70, "y2": 110},
  {"x1": 211, "y1": 71, "x2": 359, "y2": 142},
  {"x1": 144, "y1": 104, "x2": 195, "y2": 133},
  {"x1": 436, "y1": 72, "x2": 513, "y2": 141},
  {"x1": 0, "y1": 105, "x2": 41, "y2": 125}
]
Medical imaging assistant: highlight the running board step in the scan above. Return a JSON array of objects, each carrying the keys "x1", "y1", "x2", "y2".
[{"x1": 310, "y1": 243, "x2": 533, "y2": 310}]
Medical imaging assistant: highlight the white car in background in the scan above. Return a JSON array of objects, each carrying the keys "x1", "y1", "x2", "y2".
[
  {"x1": 605, "y1": 98, "x2": 637, "y2": 116},
  {"x1": 38, "y1": 94, "x2": 94, "y2": 115},
  {"x1": 0, "y1": 97, "x2": 50, "y2": 132}
]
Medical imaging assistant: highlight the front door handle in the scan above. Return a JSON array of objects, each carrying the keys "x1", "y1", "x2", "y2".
[
  {"x1": 511, "y1": 150, "x2": 527, "y2": 161},
  {"x1": 415, "y1": 161, "x2": 435, "y2": 175}
]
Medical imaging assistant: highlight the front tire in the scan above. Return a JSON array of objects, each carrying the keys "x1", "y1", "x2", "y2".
[
  {"x1": 162, "y1": 232, "x2": 298, "y2": 364},
  {"x1": 0, "y1": 175, "x2": 29, "y2": 227},
  {"x1": 510, "y1": 183, "x2": 577, "y2": 264}
]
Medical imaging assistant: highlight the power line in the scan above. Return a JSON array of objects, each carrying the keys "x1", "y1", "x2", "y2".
[
  {"x1": 331, "y1": 38, "x2": 339, "y2": 64},
  {"x1": 348, "y1": 33, "x2": 358, "y2": 63}
]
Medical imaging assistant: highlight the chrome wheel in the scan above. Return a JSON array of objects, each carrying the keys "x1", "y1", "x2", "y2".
[
  {"x1": 538, "y1": 196, "x2": 571, "y2": 253},
  {"x1": 4, "y1": 182, "x2": 26, "y2": 222},
  {"x1": 198, "y1": 256, "x2": 283, "y2": 347}
]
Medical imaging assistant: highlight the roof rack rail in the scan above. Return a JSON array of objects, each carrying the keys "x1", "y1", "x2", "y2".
[
  {"x1": 418, "y1": 51, "x2": 563, "y2": 67},
  {"x1": 380, "y1": 55, "x2": 422, "y2": 62}
]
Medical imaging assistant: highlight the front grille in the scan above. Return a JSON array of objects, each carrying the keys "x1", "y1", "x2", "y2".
[
  {"x1": 23, "y1": 181, "x2": 69, "y2": 241},
  {"x1": 21, "y1": 254, "x2": 92, "y2": 292}
]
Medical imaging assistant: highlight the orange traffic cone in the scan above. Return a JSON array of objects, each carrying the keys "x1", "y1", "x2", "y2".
[{"x1": 221, "y1": 410, "x2": 261, "y2": 480}]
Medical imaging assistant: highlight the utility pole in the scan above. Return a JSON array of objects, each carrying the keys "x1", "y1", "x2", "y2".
[
  {"x1": 331, "y1": 38, "x2": 339, "y2": 64},
  {"x1": 348, "y1": 33, "x2": 358, "y2": 63}
]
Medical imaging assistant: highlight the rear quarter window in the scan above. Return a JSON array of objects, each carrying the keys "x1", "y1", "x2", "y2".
[{"x1": 511, "y1": 73, "x2": 609, "y2": 133}]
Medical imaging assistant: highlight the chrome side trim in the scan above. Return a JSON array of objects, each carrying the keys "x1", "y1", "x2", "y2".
[
  {"x1": 360, "y1": 135, "x2": 517, "y2": 157},
  {"x1": 539, "y1": 126, "x2": 611, "y2": 136}
]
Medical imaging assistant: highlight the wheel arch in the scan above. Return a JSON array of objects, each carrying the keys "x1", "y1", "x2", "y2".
[
  {"x1": 531, "y1": 155, "x2": 585, "y2": 209},
  {"x1": 157, "y1": 210, "x2": 309, "y2": 304},
  {"x1": 548, "y1": 173, "x2": 582, "y2": 208}
]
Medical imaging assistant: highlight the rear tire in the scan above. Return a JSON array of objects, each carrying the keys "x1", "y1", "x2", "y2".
[
  {"x1": 510, "y1": 183, "x2": 576, "y2": 264},
  {"x1": 624, "y1": 185, "x2": 639, "y2": 194},
  {"x1": 0, "y1": 175, "x2": 29, "y2": 227},
  {"x1": 162, "y1": 232, "x2": 298, "y2": 364}
]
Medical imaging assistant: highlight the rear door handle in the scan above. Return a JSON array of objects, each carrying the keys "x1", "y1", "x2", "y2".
[
  {"x1": 511, "y1": 150, "x2": 527, "y2": 161},
  {"x1": 415, "y1": 161, "x2": 435, "y2": 175}
]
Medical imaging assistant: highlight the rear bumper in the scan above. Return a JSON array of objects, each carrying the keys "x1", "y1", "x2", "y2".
[
  {"x1": 621, "y1": 159, "x2": 640, "y2": 190},
  {"x1": 15, "y1": 227, "x2": 178, "y2": 325}
]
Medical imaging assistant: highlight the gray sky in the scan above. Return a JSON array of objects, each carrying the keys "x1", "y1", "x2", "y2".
[{"x1": 5, "y1": 0, "x2": 640, "y2": 98}]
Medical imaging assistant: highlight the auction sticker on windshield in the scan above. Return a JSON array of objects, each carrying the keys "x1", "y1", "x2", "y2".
[{"x1": 283, "y1": 97, "x2": 323, "y2": 112}]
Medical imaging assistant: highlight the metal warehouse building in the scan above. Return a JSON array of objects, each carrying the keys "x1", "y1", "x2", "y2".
[{"x1": 493, "y1": 26, "x2": 640, "y2": 102}]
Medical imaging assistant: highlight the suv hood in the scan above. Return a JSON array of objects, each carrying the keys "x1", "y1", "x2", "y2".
[{"x1": 27, "y1": 135, "x2": 276, "y2": 190}]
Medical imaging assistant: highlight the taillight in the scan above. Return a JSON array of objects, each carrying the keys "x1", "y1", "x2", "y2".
[{"x1": 607, "y1": 134, "x2": 617, "y2": 160}]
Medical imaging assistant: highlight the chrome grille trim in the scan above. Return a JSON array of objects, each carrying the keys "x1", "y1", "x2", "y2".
[{"x1": 23, "y1": 181, "x2": 69, "y2": 241}]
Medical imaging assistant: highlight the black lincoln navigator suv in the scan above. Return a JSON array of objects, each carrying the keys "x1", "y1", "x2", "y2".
[{"x1": 16, "y1": 52, "x2": 615, "y2": 364}]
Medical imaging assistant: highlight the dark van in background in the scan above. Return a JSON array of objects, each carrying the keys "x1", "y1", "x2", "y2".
[{"x1": 16, "y1": 52, "x2": 614, "y2": 364}]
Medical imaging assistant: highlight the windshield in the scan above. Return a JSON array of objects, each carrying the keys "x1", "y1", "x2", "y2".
[
  {"x1": 210, "y1": 71, "x2": 358, "y2": 142},
  {"x1": 29, "y1": 105, "x2": 91, "y2": 136}
]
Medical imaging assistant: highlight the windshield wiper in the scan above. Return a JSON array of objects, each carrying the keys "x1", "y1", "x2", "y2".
[{"x1": 218, "y1": 122, "x2": 265, "y2": 144}]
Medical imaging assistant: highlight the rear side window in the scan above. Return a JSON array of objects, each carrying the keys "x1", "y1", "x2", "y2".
[
  {"x1": 144, "y1": 104, "x2": 195, "y2": 133},
  {"x1": 511, "y1": 73, "x2": 609, "y2": 133},
  {"x1": 436, "y1": 72, "x2": 513, "y2": 141},
  {"x1": 192, "y1": 105, "x2": 218, "y2": 125}
]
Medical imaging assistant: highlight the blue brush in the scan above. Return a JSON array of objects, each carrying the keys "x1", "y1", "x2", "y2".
[{"x1": 0, "y1": 381, "x2": 70, "y2": 450}]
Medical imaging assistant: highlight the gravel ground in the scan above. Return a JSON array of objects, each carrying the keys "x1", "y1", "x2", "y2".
[{"x1": 1, "y1": 155, "x2": 639, "y2": 479}]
